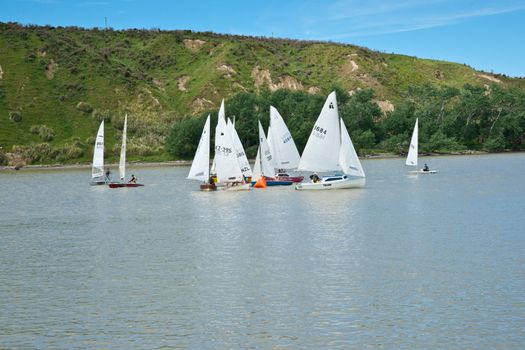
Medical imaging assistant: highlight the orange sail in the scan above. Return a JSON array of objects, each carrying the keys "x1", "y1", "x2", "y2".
[{"x1": 253, "y1": 176, "x2": 267, "y2": 188}]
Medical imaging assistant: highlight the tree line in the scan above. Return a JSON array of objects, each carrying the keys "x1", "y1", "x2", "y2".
[{"x1": 166, "y1": 84, "x2": 525, "y2": 160}]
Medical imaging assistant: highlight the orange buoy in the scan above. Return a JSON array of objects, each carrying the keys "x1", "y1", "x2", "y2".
[{"x1": 253, "y1": 176, "x2": 267, "y2": 188}]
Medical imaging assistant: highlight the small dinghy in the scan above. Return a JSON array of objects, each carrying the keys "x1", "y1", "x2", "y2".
[
  {"x1": 108, "y1": 114, "x2": 144, "y2": 188},
  {"x1": 406, "y1": 118, "x2": 438, "y2": 174}
]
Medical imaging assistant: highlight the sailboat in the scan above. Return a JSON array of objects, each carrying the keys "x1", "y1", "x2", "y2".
[
  {"x1": 295, "y1": 91, "x2": 366, "y2": 190},
  {"x1": 228, "y1": 117, "x2": 252, "y2": 181},
  {"x1": 251, "y1": 120, "x2": 292, "y2": 187},
  {"x1": 267, "y1": 106, "x2": 304, "y2": 183},
  {"x1": 214, "y1": 100, "x2": 250, "y2": 191},
  {"x1": 90, "y1": 120, "x2": 107, "y2": 185},
  {"x1": 187, "y1": 100, "x2": 250, "y2": 191},
  {"x1": 187, "y1": 115, "x2": 216, "y2": 191},
  {"x1": 406, "y1": 118, "x2": 438, "y2": 174},
  {"x1": 109, "y1": 114, "x2": 144, "y2": 188}
]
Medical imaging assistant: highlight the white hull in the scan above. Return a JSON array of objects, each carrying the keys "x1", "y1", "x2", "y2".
[
  {"x1": 216, "y1": 182, "x2": 251, "y2": 191},
  {"x1": 409, "y1": 170, "x2": 438, "y2": 174},
  {"x1": 295, "y1": 176, "x2": 365, "y2": 190}
]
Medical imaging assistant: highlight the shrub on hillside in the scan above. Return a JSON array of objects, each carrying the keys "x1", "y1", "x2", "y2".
[
  {"x1": 30, "y1": 125, "x2": 55, "y2": 141},
  {"x1": 30, "y1": 125, "x2": 40, "y2": 134},
  {"x1": 9, "y1": 111, "x2": 22, "y2": 123},
  {"x1": 128, "y1": 143, "x2": 154, "y2": 156},
  {"x1": 76, "y1": 101, "x2": 93, "y2": 113},
  {"x1": 92, "y1": 109, "x2": 112, "y2": 122},
  {"x1": 12, "y1": 143, "x2": 51, "y2": 164},
  {"x1": 0, "y1": 151, "x2": 8, "y2": 166},
  {"x1": 51, "y1": 143, "x2": 84, "y2": 162}
]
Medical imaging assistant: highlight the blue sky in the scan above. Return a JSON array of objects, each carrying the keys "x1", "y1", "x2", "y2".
[{"x1": 1, "y1": 0, "x2": 524, "y2": 77}]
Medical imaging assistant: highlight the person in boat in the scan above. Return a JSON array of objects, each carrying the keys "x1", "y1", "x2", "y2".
[
  {"x1": 105, "y1": 169, "x2": 111, "y2": 182},
  {"x1": 129, "y1": 174, "x2": 137, "y2": 184},
  {"x1": 310, "y1": 173, "x2": 320, "y2": 183},
  {"x1": 208, "y1": 175, "x2": 214, "y2": 185},
  {"x1": 423, "y1": 163, "x2": 429, "y2": 172}
]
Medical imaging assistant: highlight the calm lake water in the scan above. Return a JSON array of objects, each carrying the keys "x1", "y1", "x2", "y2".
[{"x1": 1, "y1": 154, "x2": 524, "y2": 349}]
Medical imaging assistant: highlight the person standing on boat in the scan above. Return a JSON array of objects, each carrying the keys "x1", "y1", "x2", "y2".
[
  {"x1": 423, "y1": 163, "x2": 429, "y2": 172},
  {"x1": 105, "y1": 169, "x2": 111, "y2": 182},
  {"x1": 129, "y1": 174, "x2": 137, "y2": 184}
]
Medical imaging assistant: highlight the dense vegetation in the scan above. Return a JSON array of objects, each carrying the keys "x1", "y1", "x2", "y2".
[
  {"x1": 166, "y1": 85, "x2": 525, "y2": 160},
  {"x1": 1, "y1": 22, "x2": 524, "y2": 166}
]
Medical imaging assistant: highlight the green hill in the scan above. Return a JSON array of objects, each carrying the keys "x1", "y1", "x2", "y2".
[{"x1": 1, "y1": 22, "x2": 524, "y2": 166}]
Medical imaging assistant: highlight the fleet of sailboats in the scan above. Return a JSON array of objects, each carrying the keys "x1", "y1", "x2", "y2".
[
  {"x1": 89, "y1": 91, "x2": 442, "y2": 192},
  {"x1": 187, "y1": 100, "x2": 250, "y2": 191}
]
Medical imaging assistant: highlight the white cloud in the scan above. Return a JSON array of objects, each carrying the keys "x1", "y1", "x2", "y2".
[{"x1": 300, "y1": 0, "x2": 525, "y2": 39}]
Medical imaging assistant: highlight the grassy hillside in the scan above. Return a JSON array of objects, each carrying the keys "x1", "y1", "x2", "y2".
[{"x1": 1, "y1": 22, "x2": 524, "y2": 165}]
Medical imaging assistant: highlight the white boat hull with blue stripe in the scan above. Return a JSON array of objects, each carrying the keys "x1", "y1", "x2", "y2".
[{"x1": 295, "y1": 174, "x2": 365, "y2": 190}]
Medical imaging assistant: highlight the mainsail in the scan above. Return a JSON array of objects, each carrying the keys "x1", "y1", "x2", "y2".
[
  {"x1": 339, "y1": 118, "x2": 365, "y2": 177},
  {"x1": 119, "y1": 114, "x2": 127, "y2": 180},
  {"x1": 297, "y1": 91, "x2": 341, "y2": 172},
  {"x1": 406, "y1": 118, "x2": 418, "y2": 166},
  {"x1": 269, "y1": 106, "x2": 300, "y2": 170},
  {"x1": 188, "y1": 115, "x2": 211, "y2": 181},
  {"x1": 91, "y1": 120, "x2": 104, "y2": 179},
  {"x1": 228, "y1": 118, "x2": 252, "y2": 178},
  {"x1": 215, "y1": 113, "x2": 243, "y2": 183},
  {"x1": 252, "y1": 120, "x2": 276, "y2": 179}
]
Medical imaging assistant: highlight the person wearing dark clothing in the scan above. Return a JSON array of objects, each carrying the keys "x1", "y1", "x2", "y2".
[
  {"x1": 423, "y1": 163, "x2": 429, "y2": 172},
  {"x1": 105, "y1": 169, "x2": 111, "y2": 182},
  {"x1": 309, "y1": 173, "x2": 320, "y2": 183},
  {"x1": 129, "y1": 174, "x2": 137, "y2": 183}
]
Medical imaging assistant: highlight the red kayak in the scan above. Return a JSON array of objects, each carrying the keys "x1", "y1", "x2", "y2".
[{"x1": 108, "y1": 183, "x2": 144, "y2": 188}]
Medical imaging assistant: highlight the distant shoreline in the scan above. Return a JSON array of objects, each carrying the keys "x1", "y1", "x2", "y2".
[
  {"x1": 1, "y1": 150, "x2": 511, "y2": 172},
  {"x1": 0, "y1": 160, "x2": 192, "y2": 172}
]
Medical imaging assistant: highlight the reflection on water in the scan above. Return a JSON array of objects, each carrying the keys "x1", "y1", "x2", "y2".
[{"x1": 1, "y1": 154, "x2": 524, "y2": 349}]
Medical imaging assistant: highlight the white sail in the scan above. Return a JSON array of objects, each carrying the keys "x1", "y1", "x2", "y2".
[
  {"x1": 406, "y1": 118, "x2": 418, "y2": 167},
  {"x1": 266, "y1": 125, "x2": 275, "y2": 166},
  {"x1": 209, "y1": 99, "x2": 225, "y2": 175},
  {"x1": 258, "y1": 120, "x2": 276, "y2": 177},
  {"x1": 211, "y1": 156, "x2": 216, "y2": 173},
  {"x1": 267, "y1": 126, "x2": 281, "y2": 170},
  {"x1": 269, "y1": 106, "x2": 301, "y2": 170},
  {"x1": 215, "y1": 113, "x2": 243, "y2": 183},
  {"x1": 339, "y1": 118, "x2": 365, "y2": 177},
  {"x1": 188, "y1": 115, "x2": 210, "y2": 181},
  {"x1": 297, "y1": 91, "x2": 341, "y2": 172},
  {"x1": 218, "y1": 99, "x2": 226, "y2": 122},
  {"x1": 252, "y1": 148, "x2": 261, "y2": 179},
  {"x1": 91, "y1": 120, "x2": 104, "y2": 179},
  {"x1": 119, "y1": 114, "x2": 127, "y2": 180},
  {"x1": 228, "y1": 118, "x2": 252, "y2": 178}
]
